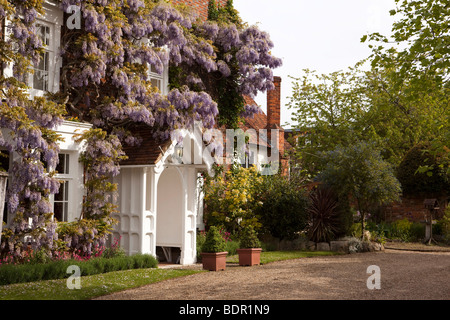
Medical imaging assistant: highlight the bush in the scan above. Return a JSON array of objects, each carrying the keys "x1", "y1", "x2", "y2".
[
  {"x1": 203, "y1": 166, "x2": 263, "y2": 234},
  {"x1": 437, "y1": 206, "x2": 450, "y2": 243},
  {"x1": 201, "y1": 226, "x2": 227, "y2": 253},
  {"x1": 396, "y1": 143, "x2": 450, "y2": 196},
  {"x1": 0, "y1": 254, "x2": 158, "y2": 286},
  {"x1": 410, "y1": 222, "x2": 425, "y2": 241},
  {"x1": 224, "y1": 240, "x2": 240, "y2": 256},
  {"x1": 239, "y1": 226, "x2": 261, "y2": 248},
  {"x1": 256, "y1": 174, "x2": 310, "y2": 240},
  {"x1": 390, "y1": 218, "x2": 413, "y2": 241}
]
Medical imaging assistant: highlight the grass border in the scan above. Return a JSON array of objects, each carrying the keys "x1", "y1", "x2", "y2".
[{"x1": 0, "y1": 250, "x2": 341, "y2": 300}]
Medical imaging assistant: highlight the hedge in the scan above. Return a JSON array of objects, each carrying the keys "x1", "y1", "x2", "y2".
[{"x1": 0, "y1": 254, "x2": 158, "y2": 286}]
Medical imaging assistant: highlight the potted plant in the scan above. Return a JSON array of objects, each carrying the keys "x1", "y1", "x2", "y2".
[
  {"x1": 200, "y1": 226, "x2": 228, "y2": 271},
  {"x1": 237, "y1": 226, "x2": 262, "y2": 266}
]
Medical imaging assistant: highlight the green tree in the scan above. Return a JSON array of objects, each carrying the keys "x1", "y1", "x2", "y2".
[
  {"x1": 255, "y1": 172, "x2": 310, "y2": 240},
  {"x1": 319, "y1": 141, "x2": 402, "y2": 238},
  {"x1": 362, "y1": 0, "x2": 449, "y2": 179},
  {"x1": 287, "y1": 66, "x2": 369, "y2": 176}
]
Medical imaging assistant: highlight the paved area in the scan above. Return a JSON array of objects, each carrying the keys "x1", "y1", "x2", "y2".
[{"x1": 96, "y1": 249, "x2": 450, "y2": 300}]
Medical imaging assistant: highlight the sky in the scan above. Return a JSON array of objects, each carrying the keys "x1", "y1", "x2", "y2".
[{"x1": 234, "y1": 0, "x2": 397, "y2": 129}]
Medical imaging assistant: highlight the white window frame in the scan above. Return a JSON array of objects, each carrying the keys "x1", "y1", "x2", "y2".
[
  {"x1": 29, "y1": 2, "x2": 63, "y2": 98},
  {"x1": 148, "y1": 63, "x2": 169, "y2": 95},
  {"x1": 51, "y1": 152, "x2": 73, "y2": 223},
  {"x1": 2, "y1": 1, "x2": 63, "y2": 97}
]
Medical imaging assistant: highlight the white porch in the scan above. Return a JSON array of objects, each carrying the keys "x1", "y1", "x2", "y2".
[{"x1": 112, "y1": 164, "x2": 204, "y2": 265}]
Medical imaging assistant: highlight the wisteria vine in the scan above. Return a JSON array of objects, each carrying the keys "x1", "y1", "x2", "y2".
[{"x1": 0, "y1": 0, "x2": 65, "y2": 258}]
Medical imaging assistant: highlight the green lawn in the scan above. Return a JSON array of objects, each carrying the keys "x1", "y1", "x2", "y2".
[
  {"x1": 227, "y1": 250, "x2": 342, "y2": 265},
  {"x1": 0, "y1": 268, "x2": 202, "y2": 300},
  {"x1": 0, "y1": 250, "x2": 341, "y2": 300}
]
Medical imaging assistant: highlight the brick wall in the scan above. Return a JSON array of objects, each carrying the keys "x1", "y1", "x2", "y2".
[
  {"x1": 171, "y1": 0, "x2": 227, "y2": 20},
  {"x1": 382, "y1": 196, "x2": 449, "y2": 222}
]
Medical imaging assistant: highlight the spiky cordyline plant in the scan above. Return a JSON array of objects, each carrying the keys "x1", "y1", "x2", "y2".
[{"x1": 307, "y1": 186, "x2": 341, "y2": 243}]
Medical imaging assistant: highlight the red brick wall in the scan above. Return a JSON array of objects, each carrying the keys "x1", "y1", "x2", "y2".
[
  {"x1": 171, "y1": 0, "x2": 227, "y2": 21},
  {"x1": 382, "y1": 196, "x2": 448, "y2": 222}
]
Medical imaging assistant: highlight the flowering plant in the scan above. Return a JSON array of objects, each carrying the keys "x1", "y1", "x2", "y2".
[{"x1": 203, "y1": 166, "x2": 263, "y2": 234}]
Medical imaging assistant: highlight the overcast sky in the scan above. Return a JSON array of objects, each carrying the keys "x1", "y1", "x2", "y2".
[{"x1": 234, "y1": 0, "x2": 397, "y2": 129}]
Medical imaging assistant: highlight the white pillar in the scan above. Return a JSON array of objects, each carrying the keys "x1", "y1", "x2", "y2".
[{"x1": 180, "y1": 167, "x2": 197, "y2": 265}]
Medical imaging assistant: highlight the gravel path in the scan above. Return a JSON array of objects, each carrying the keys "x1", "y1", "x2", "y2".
[{"x1": 96, "y1": 249, "x2": 450, "y2": 300}]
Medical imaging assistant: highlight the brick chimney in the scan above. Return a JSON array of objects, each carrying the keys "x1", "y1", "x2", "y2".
[
  {"x1": 266, "y1": 76, "x2": 285, "y2": 160},
  {"x1": 266, "y1": 76, "x2": 282, "y2": 130}
]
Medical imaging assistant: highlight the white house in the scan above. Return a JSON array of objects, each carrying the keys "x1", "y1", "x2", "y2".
[{"x1": 1, "y1": 0, "x2": 288, "y2": 265}]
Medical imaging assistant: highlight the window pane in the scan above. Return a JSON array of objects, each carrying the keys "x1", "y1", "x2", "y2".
[
  {"x1": 151, "y1": 78, "x2": 161, "y2": 90},
  {"x1": 54, "y1": 202, "x2": 63, "y2": 221},
  {"x1": 65, "y1": 154, "x2": 69, "y2": 174},
  {"x1": 32, "y1": 25, "x2": 50, "y2": 91},
  {"x1": 53, "y1": 180, "x2": 69, "y2": 222},
  {"x1": 0, "y1": 151, "x2": 9, "y2": 171},
  {"x1": 54, "y1": 181, "x2": 64, "y2": 201},
  {"x1": 56, "y1": 154, "x2": 69, "y2": 174},
  {"x1": 64, "y1": 180, "x2": 69, "y2": 200},
  {"x1": 33, "y1": 51, "x2": 49, "y2": 91}
]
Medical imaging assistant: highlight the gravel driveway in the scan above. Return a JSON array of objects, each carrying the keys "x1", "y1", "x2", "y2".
[{"x1": 96, "y1": 249, "x2": 450, "y2": 300}]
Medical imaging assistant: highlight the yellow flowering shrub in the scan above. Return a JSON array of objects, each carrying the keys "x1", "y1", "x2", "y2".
[{"x1": 203, "y1": 165, "x2": 263, "y2": 234}]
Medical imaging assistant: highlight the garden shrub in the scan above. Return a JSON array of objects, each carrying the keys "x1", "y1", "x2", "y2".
[
  {"x1": 225, "y1": 240, "x2": 240, "y2": 255},
  {"x1": 203, "y1": 166, "x2": 263, "y2": 234},
  {"x1": 396, "y1": 143, "x2": 450, "y2": 196},
  {"x1": 201, "y1": 226, "x2": 227, "y2": 253},
  {"x1": 239, "y1": 226, "x2": 261, "y2": 248},
  {"x1": 409, "y1": 222, "x2": 425, "y2": 241},
  {"x1": 256, "y1": 173, "x2": 310, "y2": 241},
  {"x1": 436, "y1": 206, "x2": 450, "y2": 243},
  {"x1": 390, "y1": 218, "x2": 413, "y2": 241},
  {"x1": 0, "y1": 254, "x2": 158, "y2": 286}
]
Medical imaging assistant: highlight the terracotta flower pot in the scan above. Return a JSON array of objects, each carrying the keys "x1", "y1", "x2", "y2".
[
  {"x1": 237, "y1": 248, "x2": 262, "y2": 266},
  {"x1": 201, "y1": 252, "x2": 228, "y2": 271}
]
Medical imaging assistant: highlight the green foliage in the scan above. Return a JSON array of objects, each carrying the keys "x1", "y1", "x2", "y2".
[
  {"x1": 362, "y1": 0, "x2": 450, "y2": 179},
  {"x1": 390, "y1": 218, "x2": 413, "y2": 242},
  {"x1": 255, "y1": 173, "x2": 310, "y2": 241},
  {"x1": 239, "y1": 226, "x2": 261, "y2": 249},
  {"x1": 437, "y1": 206, "x2": 450, "y2": 243},
  {"x1": 287, "y1": 67, "x2": 368, "y2": 176},
  {"x1": 363, "y1": 219, "x2": 427, "y2": 243},
  {"x1": 224, "y1": 240, "x2": 240, "y2": 256},
  {"x1": 0, "y1": 254, "x2": 158, "y2": 286},
  {"x1": 203, "y1": 166, "x2": 263, "y2": 234},
  {"x1": 320, "y1": 141, "x2": 402, "y2": 213},
  {"x1": 201, "y1": 226, "x2": 227, "y2": 253},
  {"x1": 319, "y1": 141, "x2": 402, "y2": 237},
  {"x1": 397, "y1": 143, "x2": 450, "y2": 196},
  {"x1": 206, "y1": 0, "x2": 246, "y2": 128}
]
